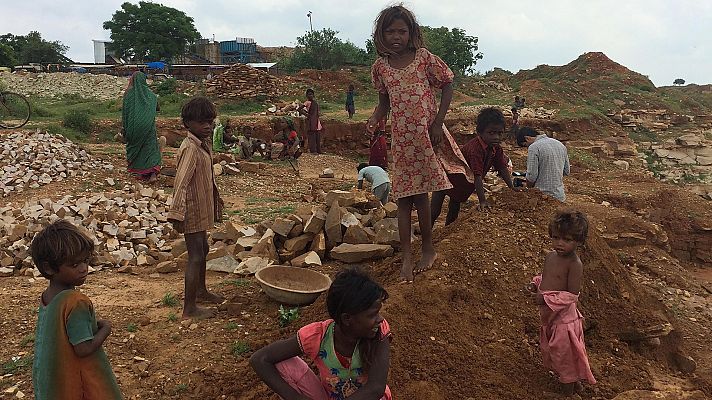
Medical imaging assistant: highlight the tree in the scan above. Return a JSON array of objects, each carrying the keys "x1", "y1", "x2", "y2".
[
  {"x1": 103, "y1": 2, "x2": 200, "y2": 62},
  {"x1": 286, "y1": 28, "x2": 370, "y2": 71},
  {"x1": 0, "y1": 32, "x2": 68, "y2": 65},
  {"x1": 673, "y1": 78, "x2": 685, "y2": 86},
  {"x1": 422, "y1": 26, "x2": 483, "y2": 76},
  {"x1": 0, "y1": 43, "x2": 17, "y2": 67}
]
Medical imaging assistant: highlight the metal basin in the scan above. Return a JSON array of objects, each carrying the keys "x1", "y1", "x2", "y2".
[{"x1": 255, "y1": 266, "x2": 331, "y2": 305}]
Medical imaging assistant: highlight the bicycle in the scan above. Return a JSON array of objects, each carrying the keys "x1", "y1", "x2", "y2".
[{"x1": 0, "y1": 91, "x2": 31, "y2": 129}]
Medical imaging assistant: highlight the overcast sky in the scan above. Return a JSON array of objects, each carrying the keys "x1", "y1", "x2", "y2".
[{"x1": 3, "y1": 0, "x2": 709, "y2": 86}]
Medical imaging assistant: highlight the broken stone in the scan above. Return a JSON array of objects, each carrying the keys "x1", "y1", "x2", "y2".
[
  {"x1": 236, "y1": 236, "x2": 259, "y2": 249},
  {"x1": 304, "y1": 209, "x2": 327, "y2": 234},
  {"x1": 155, "y1": 261, "x2": 179, "y2": 274},
  {"x1": 271, "y1": 218, "x2": 296, "y2": 237},
  {"x1": 224, "y1": 164, "x2": 241, "y2": 175},
  {"x1": 325, "y1": 204, "x2": 344, "y2": 245},
  {"x1": 0, "y1": 267, "x2": 15, "y2": 277},
  {"x1": 319, "y1": 168, "x2": 334, "y2": 178},
  {"x1": 283, "y1": 234, "x2": 313, "y2": 253},
  {"x1": 206, "y1": 255, "x2": 241, "y2": 273},
  {"x1": 310, "y1": 232, "x2": 326, "y2": 259},
  {"x1": 330, "y1": 243, "x2": 394, "y2": 263},
  {"x1": 343, "y1": 224, "x2": 374, "y2": 245},
  {"x1": 213, "y1": 164, "x2": 223, "y2": 176},
  {"x1": 325, "y1": 190, "x2": 357, "y2": 207},
  {"x1": 290, "y1": 251, "x2": 322, "y2": 267},
  {"x1": 234, "y1": 256, "x2": 273, "y2": 275},
  {"x1": 383, "y1": 202, "x2": 398, "y2": 218}
]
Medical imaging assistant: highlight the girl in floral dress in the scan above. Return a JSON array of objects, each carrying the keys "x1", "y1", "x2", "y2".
[
  {"x1": 367, "y1": 5, "x2": 472, "y2": 282},
  {"x1": 250, "y1": 267, "x2": 392, "y2": 400}
]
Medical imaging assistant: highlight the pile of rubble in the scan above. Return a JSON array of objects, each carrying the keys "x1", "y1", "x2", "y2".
[
  {"x1": 0, "y1": 72, "x2": 129, "y2": 100},
  {"x1": 205, "y1": 64, "x2": 283, "y2": 100},
  {"x1": 454, "y1": 104, "x2": 557, "y2": 120},
  {"x1": 0, "y1": 184, "x2": 177, "y2": 278},
  {"x1": 638, "y1": 132, "x2": 712, "y2": 197},
  {"x1": 0, "y1": 131, "x2": 114, "y2": 197},
  {"x1": 205, "y1": 190, "x2": 401, "y2": 276}
]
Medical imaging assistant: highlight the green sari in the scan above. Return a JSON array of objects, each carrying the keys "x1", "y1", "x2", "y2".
[{"x1": 122, "y1": 72, "x2": 161, "y2": 177}]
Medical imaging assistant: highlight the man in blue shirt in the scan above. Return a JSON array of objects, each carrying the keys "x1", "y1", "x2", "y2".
[{"x1": 357, "y1": 163, "x2": 391, "y2": 205}]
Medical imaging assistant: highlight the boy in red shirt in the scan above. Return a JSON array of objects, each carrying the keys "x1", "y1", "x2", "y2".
[{"x1": 431, "y1": 107, "x2": 520, "y2": 225}]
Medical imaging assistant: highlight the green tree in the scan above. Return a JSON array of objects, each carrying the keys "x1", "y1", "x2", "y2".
[
  {"x1": 673, "y1": 78, "x2": 685, "y2": 86},
  {"x1": 286, "y1": 29, "x2": 370, "y2": 71},
  {"x1": 421, "y1": 26, "x2": 483, "y2": 76},
  {"x1": 0, "y1": 32, "x2": 68, "y2": 65},
  {"x1": 103, "y1": 2, "x2": 200, "y2": 62},
  {"x1": 0, "y1": 43, "x2": 17, "y2": 67}
]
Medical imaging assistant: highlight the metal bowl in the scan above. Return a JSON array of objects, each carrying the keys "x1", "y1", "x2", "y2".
[{"x1": 255, "y1": 266, "x2": 332, "y2": 305}]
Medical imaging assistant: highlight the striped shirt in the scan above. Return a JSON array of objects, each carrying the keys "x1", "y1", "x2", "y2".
[
  {"x1": 526, "y1": 135, "x2": 570, "y2": 202},
  {"x1": 167, "y1": 133, "x2": 219, "y2": 233}
]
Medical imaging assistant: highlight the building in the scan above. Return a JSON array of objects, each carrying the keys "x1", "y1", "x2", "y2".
[{"x1": 92, "y1": 40, "x2": 122, "y2": 64}]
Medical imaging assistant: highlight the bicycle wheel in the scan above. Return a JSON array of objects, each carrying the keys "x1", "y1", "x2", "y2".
[{"x1": 0, "y1": 92, "x2": 31, "y2": 129}]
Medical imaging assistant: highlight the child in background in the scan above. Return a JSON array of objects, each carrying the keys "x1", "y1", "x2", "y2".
[
  {"x1": 369, "y1": 107, "x2": 389, "y2": 170},
  {"x1": 30, "y1": 220, "x2": 122, "y2": 400},
  {"x1": 368, "y1": 5, "x2": 472, "y2": 282},
  {"x1": 298, "y1": 88, "x2": 323, "y2": 154},
  {"x1": 250, "y1": 267, "x2": 392, "y2": 400},
  {"x1": 345, "y1": 84, "x2": 356, "y2": 119},
  {"x1": 530, "y1": 210, "x2": 596, "y2": 396},
  {"x1": 431, "y1": 107, "x2": 520, "y2": 225},
  {"x1": 272, "y1": 117, "x2": 301, "y2": 160},
  {"x1": 167, "y1": 97, "x2": 224, "y2": 319},
  {"x1": 357, "y1": 162, "x2": 391, "y2": 205}
]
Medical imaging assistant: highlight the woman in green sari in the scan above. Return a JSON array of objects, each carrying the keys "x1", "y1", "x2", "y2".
[{"x1": 122, "y1": 72, "x2": 161, "y2": 182}]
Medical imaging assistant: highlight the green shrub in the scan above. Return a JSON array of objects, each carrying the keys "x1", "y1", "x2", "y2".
[
  {"x1": 154, "y1": 78, "x2": 178, "y2": 96},
  {"x1": 63, "y1": 110, "x2": 93, "y2": 134}
]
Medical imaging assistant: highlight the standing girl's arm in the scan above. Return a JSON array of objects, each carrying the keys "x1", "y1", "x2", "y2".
[
  {"x1": 429, "y1": 82, "x2": 453, "y2": 146},
  {"x1": 249, "y1": 336, "x2": 309, "y2": 400},
  {"x1": 346, "y1": 338, "x2": 391, "y2": 400}
]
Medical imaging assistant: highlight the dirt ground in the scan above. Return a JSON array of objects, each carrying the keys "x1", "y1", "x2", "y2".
[{"x1": 1, "y1": 124, "x2": 711, "y2": 399}]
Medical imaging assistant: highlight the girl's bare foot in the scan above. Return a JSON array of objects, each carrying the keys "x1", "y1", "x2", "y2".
[
  {"x1": 197, "y1": 290, "x2": 224, "y2": 304},
  {"x1": 414, "y1": 251, "x2": 438, "y2": 274},
  {"x1": 399, "y1": 254, "x2": 414, "y2": 283},
  {"x1": 182, "y1": 306, "x2": 214, "y2": 320}
]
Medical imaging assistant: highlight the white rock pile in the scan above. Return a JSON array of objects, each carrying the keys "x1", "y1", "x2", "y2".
[
  {"x1": 0, "y1": 72, "x2": 129, "y2": 100},
  {"x1": 0, "y1": 131, "x2": 114, "y2": 197}
]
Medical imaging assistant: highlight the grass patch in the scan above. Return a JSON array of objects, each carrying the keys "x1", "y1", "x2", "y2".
[
  {"x1": 225, "y1": 322, "x2": 240, "y2": 330},
  {"x1": 231, "y1": 341, "x2": 252, "y2": 356},
  {"x1": 278, "y1": 305, "x2": 299, "y2": 327},
  {"x1": 2, "y1": 355, "x2": 32, "y2": 374},
  {"x1": 162, "y1": 292, "x2": 179, "y2": 307},
  {"x1": 63, "y1": 110, "x2": 93, "y2": 134},
  {"x1": 175, "y1": 383, "x2": 189, "y2": 394},
  {"x1": 568, "y1": 148, "x2": 609, "y2": 170},
  {"x1": 222, "y1": 279, "x2": 251, "y2": 287},
  {"x1": 218, "y1": 100, "x2": 265, "y2": 115},
  {"x1": 167, "y1": 313, "x2": 178, "y2": 322},
  {"x1": 45, "y1": 123, "x2": 87, "y2": 142},
  {"x1": 628, "y1": 127, "x2": 659, "y2": 143},
  {"x1": 19, "y1": 334, "x2": 34, "y2": 347},
  {"x1": 642, "y1": 150, "x2": 665, "y2": 178},
  {"x1": 126, "y1": 323, "x2": 138, "y2": 333}
]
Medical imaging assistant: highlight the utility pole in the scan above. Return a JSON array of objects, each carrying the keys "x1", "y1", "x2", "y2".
[{"x1": 307, "y1": 11, "x2": 313, "y2": 32}]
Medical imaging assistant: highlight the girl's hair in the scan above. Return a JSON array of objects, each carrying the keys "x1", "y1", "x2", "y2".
[
  {"x1": 373, "y1": 5, "x2": 424, "y2": 57},
  {"x1": 181, "y1": 97, "x2": 217, "y2": 123},
  {"x1": 327, "y1": 266, "x2": 389, "y2": 372},
  {"x1": 30, "y1": 220, "x2": 95, "y2": 278},
  {"x1": 549, "y1": 210, "x2": 589, "y2": 243},
  {"x1": 476, "y1": 107, "x2": 505, "y2": 134}
]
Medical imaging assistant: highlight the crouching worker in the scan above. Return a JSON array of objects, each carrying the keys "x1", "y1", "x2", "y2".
[
  {"x1": 30, "y1": 220, "x2": 123, "y2": 400},
  {"x1": 251, "y1": 267, "x2": 392, "y2": 400},
  {"x1": 272, "y1": 117, "x2": 302, "y2": 160},
  {"x1": 431, "y1": 107, "x2": 520, "y2": 226},
  {"x1": 357, "y1": 162, "x2": 391, "y2": 205}
]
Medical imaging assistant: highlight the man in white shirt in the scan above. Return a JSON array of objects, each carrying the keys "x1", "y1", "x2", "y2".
[{"x1": 517, "y1": 127, "x2": 570, "y2": 202}]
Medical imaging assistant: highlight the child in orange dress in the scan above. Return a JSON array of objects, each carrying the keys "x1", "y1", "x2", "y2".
[
  {"x1": 530, "y1": 210, "x2": 596, "y2": 396},
  {"x1": 367, "y1": 5, "x2": 472, "y2": 282}
]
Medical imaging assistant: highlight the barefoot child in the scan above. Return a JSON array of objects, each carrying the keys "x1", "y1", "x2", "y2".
[
  {"x1": 368, "y1": 107, "x2": 389, "y2": 170},
  {"x1": 368, "y1": 5, "x2": 472, "y2": 282},
  {"x1": 250, "y1": 267, "x2": 392, "y2": 400},
  {"x1": 298, "y1": 88, "x2": 323, "y2": 154},
  {"x1": 345, "y1": 84, "x2": 356, "y2": 119},
  {"x1": 30, "y1": 220, "x2": 122, "y2": 399},
  {"x1": 167, "y1": 97, "x2": 224, "y2": 319},
  {"x1": 530, "y1": 210, "x2": 596, "y2": 396},
  {"x1": 431, "y1": 107, "x2": 520, "y2": 225}
]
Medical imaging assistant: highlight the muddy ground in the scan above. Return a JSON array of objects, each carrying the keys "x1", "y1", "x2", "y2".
[{"x1": 1, "y1": 126, "x2": 711, "y2": 399}]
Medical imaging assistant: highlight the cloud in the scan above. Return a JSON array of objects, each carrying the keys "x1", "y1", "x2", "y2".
[{"x1": 1, "y1": 0, "x2": 709, "y2": 86}]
